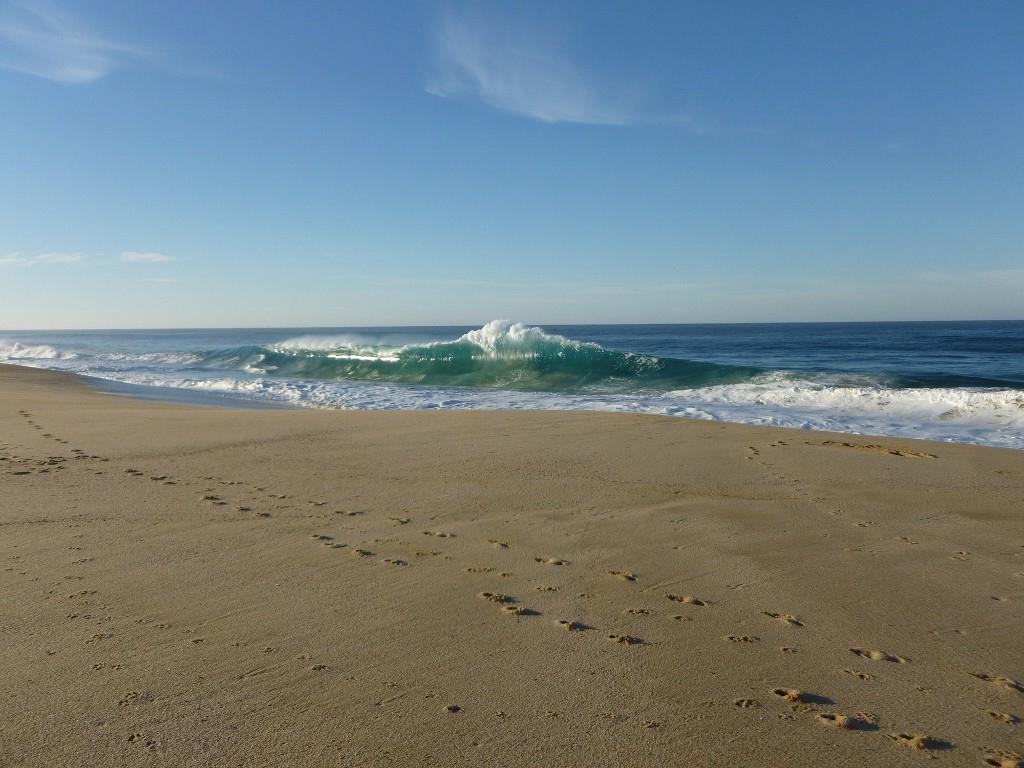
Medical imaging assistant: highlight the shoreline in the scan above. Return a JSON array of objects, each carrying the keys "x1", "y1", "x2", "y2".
[
  {"x1": 4, "y1": 361, "x2": 1021, "y2": 451},
  {"x1": 2, "y1": 363, "x2": 1022, "y2": 767}
]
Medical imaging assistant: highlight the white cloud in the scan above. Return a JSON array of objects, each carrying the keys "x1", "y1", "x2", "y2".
[
  {"x1": 426, "y1": 5, "x2": 693, "y2": 128},
  {"x1": 0, "y1": 251, "x2": 84, "y2": 266},
  {"x1": 0, "y1": 0, "x2": 147, "y2": 84},
  {"x1": 2, "y1": 250, "x2": 183, "y2": 267},
  {"x1": 120, "y1": 251, "x2": 175, "y2": 263}
]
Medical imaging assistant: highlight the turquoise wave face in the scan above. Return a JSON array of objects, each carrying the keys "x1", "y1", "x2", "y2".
[{"x1": 191, "y1": 335, "x2": 763, "y2": 393}]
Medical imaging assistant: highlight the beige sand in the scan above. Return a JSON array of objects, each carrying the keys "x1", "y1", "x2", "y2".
[{"x1": 1, "y1": 363, "x2": 1022, "y2": 767}]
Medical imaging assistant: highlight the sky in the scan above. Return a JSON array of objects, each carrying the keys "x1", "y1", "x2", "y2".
[{"x1": 0, "y1": 0, "x2": 1022, "y2": 329}]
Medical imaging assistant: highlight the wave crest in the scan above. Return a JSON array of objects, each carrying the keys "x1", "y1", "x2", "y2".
[
  {"x1": 212, "y1": 321, "x2": 759, "y2": 392},
  {"x1": 0, "y1": 342, "x2": 77, "y2": 361}
]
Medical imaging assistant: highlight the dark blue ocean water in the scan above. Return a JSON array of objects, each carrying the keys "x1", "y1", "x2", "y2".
[
  {"x1": 2, "y1": 320, "x2": 1022, "y2": 448},
  {"x1": 546, "y1": 321, "x2": 1024, "y2": 388}
]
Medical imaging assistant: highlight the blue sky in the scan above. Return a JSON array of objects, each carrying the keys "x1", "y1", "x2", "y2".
[{"x1": 1, "y1": 0, "x2": 1021, "y2": 328}]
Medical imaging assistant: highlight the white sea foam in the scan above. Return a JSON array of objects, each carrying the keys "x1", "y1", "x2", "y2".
[
  {"x1": 0, "y1": 342, "x2": 76, "y2": 360},
  {"x1": 64, "y1": 368, "x2": 1022, "y2": 450},
  {"x1": 456, "y1": 319, "x2": 571, "y2": 352}
]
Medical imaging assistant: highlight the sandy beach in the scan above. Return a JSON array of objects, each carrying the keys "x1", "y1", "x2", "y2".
[{"x1": 1, "y1": 362, "x2": 1022, "y2": 767}]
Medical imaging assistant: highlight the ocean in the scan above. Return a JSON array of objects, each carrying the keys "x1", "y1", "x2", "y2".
[{"x1": 2, "y1": 320, "x2": 1022, "y2": 449}]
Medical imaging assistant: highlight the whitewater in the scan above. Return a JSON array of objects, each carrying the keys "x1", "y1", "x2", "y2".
[{"x1": 1, "y1": 320, "x2": 1022, "y2": 449}]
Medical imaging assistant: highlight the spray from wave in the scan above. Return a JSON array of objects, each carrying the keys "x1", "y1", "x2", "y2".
[{"x1": 0, "y1": 342, "x2": 77, "y2": 361}]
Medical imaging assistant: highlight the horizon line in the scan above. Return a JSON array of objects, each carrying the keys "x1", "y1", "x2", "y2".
[{"x1": 2, "y1": 318, "x2": 1023, "y2": 333}]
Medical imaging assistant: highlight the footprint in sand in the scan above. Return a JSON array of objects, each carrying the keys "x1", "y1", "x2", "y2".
[
  {"x1": 381, "y1": 558, "x2": 408, "y2": 566},
  {"x1": 423, "y1": 530, "x2": 455, "y2": 538},
  {"x1": 555, "y1": 620, "x2": 588, "y2": 632},
  {"x1": 352, "y1": 548, "x2": 374, "y2": 557},
  {"x1": 607, "y1": 633, "x2": 643, "y2": 646},
  {"x1": 819, "y1": 440, "x2": 937, "y2": 459},
  {"x1": 479, "y1": 592, "x2": 515, "y2": 604},
  {"x1": 626, "y1": 608, "x2": 653, "y2": 615},
  {"x1": 723, "y1": 635, "x2": 759, "y2": 643},
  {"x1": 535, "y1": 557, "x2": 568, "y2": 566},
  {"x1": 502, "y1": 605, "x2": 538, "y2": 616},
  {"x1": 609, "y1": 570, "x2": 637, "y2": 581},
  {"x1": 888, "y1": 732, "x2": 951, "y2": 752},
  {"x1": 814, "y1": 713, "x2": 851, "y2": 729},
  {"x1": 488, "y1": 539, "x2": 509, "y2": 549},
  {"x1": 987, "y1": 710, "x2": 1021, "y2": 725},
  {"x1": 733, "y1": 698, "x2": 760, "y2": 708},
  {"x1": 971, "y1": 673, "x2": 1024, "y2": 694},
  {"x1": 771, "y1": 688, "x2": 806, "y2": 703},
  {"x1": 850, "y1": 648, "x2": 910, "y2": 663},
  {"x1": 983, "y1": 749, "x2": 1024, "y2": 768},
  {"x1": 667, "y1": 594, "x2": 708, "y2": 606},
  {"x1": 127, "y1": 733, "x2": 159, "y2": 751},
  {"x1": 844, "y1": 669, "x2": 873, "y2": 680},
  {"x1": 118, "y1": 691, "x2": 152, "y2": 707},
  {"x1": 771, "y1": 688, "x2": 832, "y2": 705},
  {"x1": 762, "y1": 611, "x2": 803, "y2": 627},
  {"x1": 388, "y1": 517, "x2": 410, "y2": 525},
  {"x1": 815, "y1": 712, "x2": 878, "y2": 731}
]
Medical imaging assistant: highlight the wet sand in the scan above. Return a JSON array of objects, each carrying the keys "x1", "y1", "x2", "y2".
[{"x1": 1, "y1": 363, "x2": 1022, "y2": 767}]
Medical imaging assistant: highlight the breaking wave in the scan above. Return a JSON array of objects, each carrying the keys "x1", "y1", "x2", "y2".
[{"x1": 191, "y1": 320, "x2": 763, "y2": 392}]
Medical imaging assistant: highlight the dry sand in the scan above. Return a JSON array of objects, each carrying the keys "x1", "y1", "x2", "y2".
[{"x1": 1, "y1": 363, "x2": 1022, "y2": 767}]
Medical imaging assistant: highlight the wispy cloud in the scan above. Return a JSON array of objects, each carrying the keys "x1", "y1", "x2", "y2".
[
  {"x1": 917, "y1": 267, "x2": 1024, "y2": 287},
  {"x1": 426, "y1": 5, "x2": 696, "y2": 128},
  {"x1": 120, "y1": 251, "x2": 176, "y2": 263},
  {"x1": 0, "y1": 0, "x2": 148, "y2": 84},
  {"x1": 2, "y1": 250, "x2": 183, "y2": 267},
  {"x1": 0, "y1": 251, "x2": 84, "y2": 266}
]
